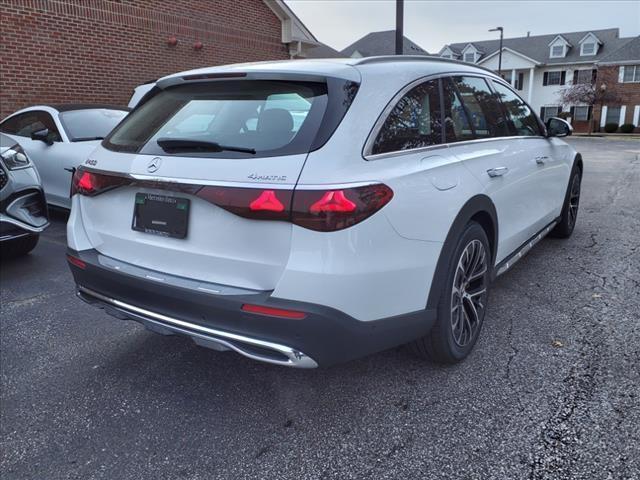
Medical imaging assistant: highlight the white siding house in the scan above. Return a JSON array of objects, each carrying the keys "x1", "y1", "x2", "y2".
[{"x1": 438, "y1": 29, "x2": 639, "y2": 128}]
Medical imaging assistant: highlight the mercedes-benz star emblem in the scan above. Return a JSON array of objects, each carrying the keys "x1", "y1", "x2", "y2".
[{"x1": 147, "y1": 157, "x2": 162, "y2": 173}]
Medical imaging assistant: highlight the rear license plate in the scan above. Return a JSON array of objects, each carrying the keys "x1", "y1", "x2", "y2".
[{"x1": 132, "y1": 193, "x2": 189, "y2": 239}]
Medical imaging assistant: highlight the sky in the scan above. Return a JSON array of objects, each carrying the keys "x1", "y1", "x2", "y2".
[{"x1": 284, "y1": 0, "x2": 640, "y2": 53}]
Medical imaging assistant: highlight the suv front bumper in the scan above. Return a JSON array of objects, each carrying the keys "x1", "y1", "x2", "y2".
[{"x1": 68, "y1": 249, "x2": 436, "y2": 367}]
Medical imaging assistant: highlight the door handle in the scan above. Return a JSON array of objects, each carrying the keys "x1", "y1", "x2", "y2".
[
  {"x1": 487, "y1": 167, "x2": 508, "y2": 178},
  {"x1": 534, "y1": 156, "x2": 548, "y2": 165}
]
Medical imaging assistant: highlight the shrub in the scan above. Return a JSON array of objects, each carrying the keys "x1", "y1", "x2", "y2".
[
  {"x1": 557, "y1": 111, "x2": 572, "y2": 120},
  {"x1": 604, "y1": 122, "x2": 619, "y2": 133},
  {"x1": 620, "y1": 123, "x2": 636, "y2": 133}
]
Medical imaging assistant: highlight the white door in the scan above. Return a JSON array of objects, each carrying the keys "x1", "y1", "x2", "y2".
[{"x1": 443, "y1": 75, "x2": 549, "y2": 263}]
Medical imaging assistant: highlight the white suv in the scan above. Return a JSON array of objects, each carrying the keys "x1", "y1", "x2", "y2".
[{"x1": 66, "y1": 57, "x2": 581, "y2": 368}]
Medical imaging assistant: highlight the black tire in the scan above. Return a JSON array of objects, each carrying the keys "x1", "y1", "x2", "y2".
[
  {"x1": 1, "y1": 234, "x2": 39, "y2": 258},
  {"x1": 411, "y1": 222, "x2": 490, "y2": 363},
  {"x1": 550, "y1": 166, "x2": 582, "y2": 238}
]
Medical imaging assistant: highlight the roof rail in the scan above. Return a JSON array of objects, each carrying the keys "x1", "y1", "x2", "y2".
[{"x1": 352, "y1": 55, "x2": 499, "y2": 75}]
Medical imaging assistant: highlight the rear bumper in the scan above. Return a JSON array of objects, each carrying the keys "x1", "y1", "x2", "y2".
[{"x1": 68, "y1": 248, "x2": 436, "y2": 367}]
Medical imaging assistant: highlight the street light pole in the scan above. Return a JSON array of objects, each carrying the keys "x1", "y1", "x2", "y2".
[
  {"x1": 489, "y1": 27, "x2": 504, "y2": 76},
  {"x1": 395, "y1": 0, "x2": 404, "y2": 55}
]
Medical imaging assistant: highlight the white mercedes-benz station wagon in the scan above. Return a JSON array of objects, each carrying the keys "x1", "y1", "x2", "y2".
[{"x1": 66, "y1": 57, "x2": 581, "y2": 368}]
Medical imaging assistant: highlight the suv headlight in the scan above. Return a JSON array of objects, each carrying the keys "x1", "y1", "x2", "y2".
[{"x1": 1, "y1": 143, "x2": 31, "y2": 170}]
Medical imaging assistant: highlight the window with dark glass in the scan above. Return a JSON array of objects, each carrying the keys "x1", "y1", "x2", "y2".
[
  {"x1": 371, "y1": 79, "x2": 443, "y2": 155},
  {"x1": 491, "y1": 81, "x2": 542, "y2": 136},
  {"x1": 0, "y1": 111, "x2": 61, "y2": 142},
  {"x1": 450, "y1": 76, "x2": 510, "y2": 138},
  {"x1": 442, "y1": 78, "x2": 473, "y2": 143}
]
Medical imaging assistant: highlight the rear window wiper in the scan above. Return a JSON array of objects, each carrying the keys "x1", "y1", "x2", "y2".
[{"x1": 156, "y1": 138, "x2": 256, "y2": 154}]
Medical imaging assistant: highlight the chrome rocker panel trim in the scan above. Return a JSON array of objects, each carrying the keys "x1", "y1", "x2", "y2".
[
  {"x1": 494, "y1": 220, "x2": 558, "y2": 277},
  {"x1": 77, "y1": 285, "x2": 318, "y2": 369}
]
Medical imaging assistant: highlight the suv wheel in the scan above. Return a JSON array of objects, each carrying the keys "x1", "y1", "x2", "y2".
[
  {"x1": 412, "y1": 222, "x2": 490, "y2": 363},
  {"x1": 551, "y1": 167, "x2": 581, "y2": 238}
]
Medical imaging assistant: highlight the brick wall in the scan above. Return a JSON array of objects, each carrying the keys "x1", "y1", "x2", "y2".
[
  {"x1": 593, "y1": 66, "x2": 640, "y2": 132},
  {"x1": 0, "y1": 0, "x2": 289, "y2": 117}
]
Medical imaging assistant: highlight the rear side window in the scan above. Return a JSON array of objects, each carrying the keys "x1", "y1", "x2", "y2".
[
  {"x1": 0, "y1": 111, "x2": 62, "y2": 142},
  {"x1": 450, "y1": 76, "x2": 510, "y2": 138},
  {"x1": 490, "y1": 81, "x2": 542, "y2": 136},
  {"x1": 59, "y1": 108, "x2": 128, "y2": 142},
  {"x1": 104, "y1": 80, "x2": 341, "y2": 158},
  {"x1": 371, "y1": 79, "x2": 443, "y2": 155}
]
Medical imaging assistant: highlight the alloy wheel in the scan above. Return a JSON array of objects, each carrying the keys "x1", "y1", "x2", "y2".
[
  {"x1": 450, "y1": 239, "x2": 488, "y2": 347},
  {"x1": 568, "y1": 174, "x2": 581, "y2": 228}
]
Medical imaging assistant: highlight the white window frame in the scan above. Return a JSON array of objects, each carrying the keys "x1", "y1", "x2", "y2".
[
  {"x1": 580, "y1": 42, "x2": 596, "y2": 56},
  {"x1": 441, "y1": 54, "x2": 451, "y2": 59},
  {"x1": 550, "y1": 45, "x2": 565, "y2": 58},
  {"x1": 464, "y1": 52, "x2": 475, "y2": 63},
  {"x1": 621, "y1": 65, "x2": 640, "y2": 83},
  {"x1": 547, "y1": 71, "x2": 562, "y2": 86}
]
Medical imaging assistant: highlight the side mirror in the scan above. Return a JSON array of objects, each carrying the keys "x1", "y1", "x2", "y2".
[
  {"x1": 31, "y1": 128, "x2": 53, "y2": 145},
  {"x1": 546, "y1": 117, "x2": 573, "y2": 138}
]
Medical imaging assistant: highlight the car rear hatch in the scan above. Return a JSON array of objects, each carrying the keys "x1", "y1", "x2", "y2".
[{"x1": 72, "y1": 69, "x2": 360, "y2": 291}]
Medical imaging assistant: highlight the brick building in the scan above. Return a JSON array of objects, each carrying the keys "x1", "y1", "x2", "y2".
[
  {"x1": 594, "y1": 36, "x2": 640, "y2": 131},
  {"x1": 0, "y1": 0, "x2": 317, "y2": 117}
]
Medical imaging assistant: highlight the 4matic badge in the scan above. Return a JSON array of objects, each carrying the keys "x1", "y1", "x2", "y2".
[{"x1": 247, "y1": 173, "x2": 287, "y2": 182}]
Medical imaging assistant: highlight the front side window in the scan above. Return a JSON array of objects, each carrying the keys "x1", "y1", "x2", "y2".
[
  {"x1": 491, "y1": 81, "x2": 542, "y2": 136},
  {"x1": 450, "y1": 76, "x2": 510, "y2": 138},
  {"x1": 104, "y1": 80, "x2": 333, "y2": 158},
  {"x1": 371, "y1": 79, "x2": 443, "y2": 155},
  {"x1": 0, "y1": 111, "x2": 61, "y2": 142},
  {"x1": 442, "y1": 78, "x2": 473, "y2": 143},
  {"x1": 59, "y1": 108, "x2": 128, "y2": 142}
]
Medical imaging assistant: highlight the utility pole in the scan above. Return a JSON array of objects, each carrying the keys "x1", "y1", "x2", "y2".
[
  {"x1": 489, "y1": 27, "x2": 504, "y2": 76},
  {"x1": 395, "y1": 0, "x2": 404, "y2": 55}
]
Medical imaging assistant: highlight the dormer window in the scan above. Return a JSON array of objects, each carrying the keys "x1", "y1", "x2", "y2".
[
  {"x1": 551, "y1": 45, "x2": 565, "y2": 58},
  {"x1": 578, "y1": 32, "x2": 601, "y2": 57},
  {"x1": 461, "y1": 44, "x2": 480, "y2": 63},
  {"x1": 549, "y1": 35, "x2": 570, "y2": 58},
  {"x1": 581, "y1": 43, "x2": 596, "y2": 55}
]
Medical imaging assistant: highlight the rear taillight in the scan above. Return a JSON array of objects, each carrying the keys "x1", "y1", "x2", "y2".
[
  {"x1": 71, "y1": 168, "x2": 130, "y2": 197},
  {"x1": 291, "y1": 184, "x2": 393, "y2": 232},
  {"x1": 196, "y1": 187, "x2": 292, "y2": 221},
  {"x1": 71, "y1": 168, "x2": 393, "y2": 232}
]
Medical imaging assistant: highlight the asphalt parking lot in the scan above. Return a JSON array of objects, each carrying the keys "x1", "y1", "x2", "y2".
[{"x1": 1, "y1": 137, "x2": 639, "y2": 480}]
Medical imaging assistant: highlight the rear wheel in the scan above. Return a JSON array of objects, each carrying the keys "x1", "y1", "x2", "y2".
[
  {"x1": 551, "y1": 167, "x2": 581, "y2": 238},
  {"x1": 1, "y1": 234, "x2": 39, "y2": 258},
  {"x1": 411, "y1": 222, "x2": 490, "y2": 363}
]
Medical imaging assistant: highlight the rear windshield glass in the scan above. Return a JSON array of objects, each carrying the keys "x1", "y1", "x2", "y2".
[
  {"x1": 104, "y1": 80, "x2": 330, "y2": 158},
  {"x1": 59, "y1": 109, "x2": 128, "y2": 141}
]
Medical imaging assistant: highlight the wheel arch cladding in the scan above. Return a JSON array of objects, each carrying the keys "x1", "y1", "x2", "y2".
[{"x1": 426, "y1": 195, "x2": 498, "y2": 311}]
